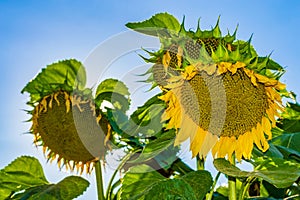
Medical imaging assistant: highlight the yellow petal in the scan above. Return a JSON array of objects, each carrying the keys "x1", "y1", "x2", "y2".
[
  {"x1": 190, "y1": 127, "x2": 207, "y2": 157},
  {"x1": 262, "y1": 117, "x2": 272, "y2": 140},
  {"x1": 199, "y1": 132, "x2": 218, "y2": 159},
  {"x1": 217, "y1": 63, "x2": 228, "y2": 75},
  {"x1": 175, "y1": 116, "x2": 197, "y2": 146},
  {"x1": 176, "y1": 46, "x2": 183, "y2": 67},
  {"x1": 244, "y1": 68, "x2": 258, "y2": 86},
  {"x1": 163, "y1": 51, "x2": 171, "y2": 67},
  {"x1": 242, "y1": 132, "x2": 253, "y2": 159},
  {"x1": 212, "y1": 139, "x2": 221, "y2": 158},
  {"x1": 182, "y1": 65, "x2": 197, "y2": 80},
  {"x1": 235, "y1": 135, "x2": 244, "y2": 161}
]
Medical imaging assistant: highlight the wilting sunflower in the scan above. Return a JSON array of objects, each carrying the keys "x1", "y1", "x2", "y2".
[
  {"x1": 130, "y1": 16, "x2": 286, "y2": 161},
  {"x1": 22, "y1": 59, "x2": 111, "y2": 174}
]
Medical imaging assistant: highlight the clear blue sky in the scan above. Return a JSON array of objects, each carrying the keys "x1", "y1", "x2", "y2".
[{"x1": 1, "y1": 1, "x2": 300, "y2": 199}]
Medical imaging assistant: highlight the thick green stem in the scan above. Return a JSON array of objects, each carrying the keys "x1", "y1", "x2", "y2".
[
  {"x1": 206, "y1": 172, "x2": 221, "y2": 200},
  {"x1": 238, "y1": 177, "x2": 255, "y2": 200},
  {"x1": 238, "y1": 181, "x2": 250, "y2": 200},
  {"x1": 196, "y1": 156, "x2": 205, "y2": 170},
  {"x1": 106, "y1": 150, "x2": 140, "y2": 200},
  {"x1": 228, "y1": 155, "x2": 236, "y2": 200},
  {"x1": 95, "y1": 160, "x2": 105, "y2": 200}
]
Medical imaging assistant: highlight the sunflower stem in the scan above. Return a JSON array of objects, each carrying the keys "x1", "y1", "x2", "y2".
[
  {"x1": 238, "y1": 177, "x2": 255, "y2": 200},
  {"x1": 238, "y1": 181, "x2": 247, "y2": 200},
  {"x1": 228, "y1": 155, "x2": 237, "y2": 200},
  {"x1": 206, "y1": 172, "x2": 221, "y2": 200},
  {"x1": 106, "y1": 150, "x2": 140, "y2": 200},
  {"x1": 95, "y1": 160, "x2": 105, "y2": 200},
  {"x1": 196, "y1": 156, "x2": 205, "y2": 170}
]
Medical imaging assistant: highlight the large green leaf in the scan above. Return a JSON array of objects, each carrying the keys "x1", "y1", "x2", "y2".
[
  {"x1": 96, "y1": 78, "x2": 130, "y2": 97},
  {"x1": 129, "y1": 130, "x2": 176, "y2": 164},
  {"x1": 120, "y1": 164, "x2": 212, "y2": 200},
  {"x1": 278, "y1": 102, "x2": 300, "y2": 133},
  {"x1": 181, "y1": 171, "x2": 213, "y2": 200},
  {"x1": 214, "y1": 158, "x2": 300, "y2": 188},
  {"x1": 252, "y1": 143, "x2": 284, "y2": 159},
  {"x1": 0, "y1": 156, "x2": 48, "y2": 199},
  {"x1": 278, "y1": 119, "x2": 300, "y2": 133},
  {"x1": 21, "y1": 59, "x2": 86, "y2": 103},
  {"x1": 271, "y1": 132, "x2": 300, "y2": 160},
  {"x1": 127, "y1": 94, "x2": 165, "y2": 137},
  {"x1": 142, "y1": 179, "x2": 196, "y2": 200},
  {"x1": 95, "y1": 79, "x2": 130, "y2": 112},
  {"x1": 0, "y1": 156, "x2": 89, "y2": 200},
  {"x1": 126, "y1": 12, "x2": 180, "y2": 37},
  {"x1": 10, "y1": 176, "x2": 89, "y2": 200},
  {"x1": 120, "y1": 164, "x2": 165, "y2": 200}
]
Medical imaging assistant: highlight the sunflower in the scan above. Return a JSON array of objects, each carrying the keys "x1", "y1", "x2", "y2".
[
  {"x1": 144, "y1": 19, "x2": 286, "y2": 161},
  {"x1": 22, "y1": 60, "x2": 111, "y2": 174}
]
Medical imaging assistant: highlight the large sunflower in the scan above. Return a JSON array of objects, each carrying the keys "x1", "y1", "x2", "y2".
[
  {"x1": 22, "y1": 60, "x2": 111, "y2": 174},
  {"x1": 137, "y1": 17, "x2": 286, "y2": 161}
]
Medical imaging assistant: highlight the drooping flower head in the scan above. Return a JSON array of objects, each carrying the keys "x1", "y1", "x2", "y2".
[
  {"x1": 127, "y1": 13, "x2": 286, "y2": 161},
  {"x1": 22, "y1": 59, "x2": 112, "y2": 174}
]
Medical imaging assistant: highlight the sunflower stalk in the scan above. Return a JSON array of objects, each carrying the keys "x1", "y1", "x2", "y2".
[
  {"x1": 106, "y1": 150, "x2": 140, "y2": 200},
  {"x1": 206, "y1": 172, "x2": 221, "y2": 200},
  {"x1": 95, "y1": 160, "x2": 105, "y2": 200},
  {"x1": 228, "y1": 155, "x2": 237, "y2": 200},
  {"x1": 238, "y1": 177, "x2": 256, "y2": 200}
]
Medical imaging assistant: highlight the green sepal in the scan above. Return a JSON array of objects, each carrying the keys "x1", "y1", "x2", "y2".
[
  {"x1": 178, "y1": 15, "x2": 188, "y2": 36},
  {"x1": 212, "y1": 16, "x2": 222, "y2": 38},
  {"x1": 224, "y1": 25, "x2": 238, "y2": 43},
  {"x1": 229, "y1": 44, "x2": 241, "y2": 61},
  {"x1": 211, "y1": 44, "x2": 230, "y2": 62},
  {"x1": 195, "y1": 18, "x2": 202, "y2": 38}
]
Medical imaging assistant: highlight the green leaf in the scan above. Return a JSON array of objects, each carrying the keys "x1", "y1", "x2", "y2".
[
  {"x1": 0, "y1": 156, "x2": 48, "y2": 199},
  {"x1": 10, "y1": 176, "x2": 89, "y2": 200},
  {"x1": 169, "y1": 158, "x2": 194, "y2": 175},
  {"x1": 96, "y1": 79, "x2": 130, "y2": 97},
  {"x1": 278, "y1": 119, "x2": 300, "y2": 133},
  {"x1": 214, "y1": 158, "x2": 300, "y2": 188},
  {"x1": 120, "y1": 165, "x2": 212, "y2": 200},
  {"x1": 262, "y1": 180, "x2": 287, "y2": 199},
  {"x1": 21, "y1": 59, "x2": 86, "y2": 103},
  {"x1": 0, "y1": 156, "x2": 89, "y2": 199},
  {"x1": 95, "y1": 79, "x2": 130, "y2": 112},
  {"x1": 120, "y1": 164, "x2": 165, "y2": 200},
  {"x1": 181, "y1": 171, "x2": 213, "y2": 200},
  {"x1": 278, "y1": 102, "x2": 300, "y2": 133},
  {"x1": 252, "y1": 143, "x2": 284, "y2": 159},
  {"x1": 271, "y1": 132, "x2": 300, "y2": 159},
  {"x1": 126, "y1": 12, "x2": 180, "y2": 37},
  {"x1": 129, "y1": 130, "x2": 176, "y2": 164},
  {"x1": 142, "y1": 179, "x2": 196, "y2": 200},
  {"x1": 128, "y1": 94, "x2": 165, "y2": 137}
]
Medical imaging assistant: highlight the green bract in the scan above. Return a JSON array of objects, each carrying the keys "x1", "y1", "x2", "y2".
[{"x1": 126, "y1": 12, "x2": 285, "y2": 86}]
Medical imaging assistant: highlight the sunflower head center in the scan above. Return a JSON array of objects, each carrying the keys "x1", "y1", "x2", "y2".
[
  {"x1": 180, "y1": 68, "x2": 269, "y2": 138},
  {"x1": 33, "y1": 91, "x2": 107, "y2": 164}
]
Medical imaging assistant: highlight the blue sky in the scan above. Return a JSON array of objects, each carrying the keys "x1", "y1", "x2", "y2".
[{"x1": 1, "y1": 0, "x2": 300, "y2": 199}]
